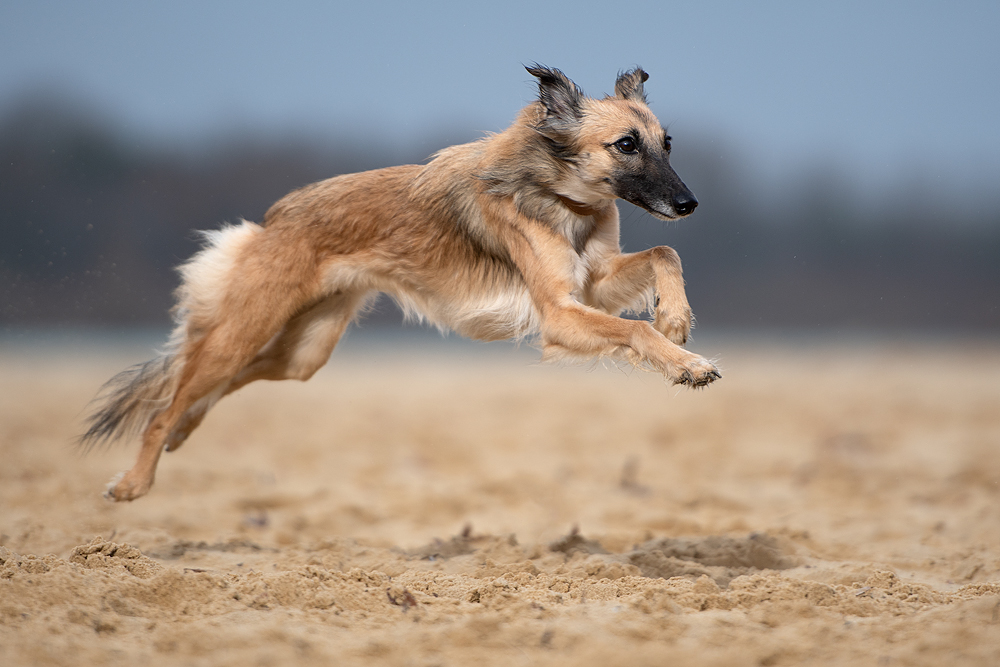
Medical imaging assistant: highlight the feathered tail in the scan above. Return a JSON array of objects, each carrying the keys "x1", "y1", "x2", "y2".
[{"x1": 79, "y1": 352, "x2": 181, "y2": 449}]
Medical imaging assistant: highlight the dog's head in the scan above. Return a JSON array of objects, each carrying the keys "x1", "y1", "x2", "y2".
[{"x1": 526, "y1": 65, "x2": 698, "y2": 220}]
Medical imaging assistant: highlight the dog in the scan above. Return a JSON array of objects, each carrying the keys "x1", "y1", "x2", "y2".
[{"x1": 81, "y1": 65, "x2": 721, "y2": 501}]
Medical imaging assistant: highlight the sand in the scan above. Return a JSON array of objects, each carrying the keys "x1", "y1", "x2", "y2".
[{"x1": 2, "y1": 333, "x2": 999, "y2": 666}]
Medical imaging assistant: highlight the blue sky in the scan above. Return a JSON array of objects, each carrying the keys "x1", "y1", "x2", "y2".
[{"x1": 2, "y1": 1, "x2": 999, "y2": 194}]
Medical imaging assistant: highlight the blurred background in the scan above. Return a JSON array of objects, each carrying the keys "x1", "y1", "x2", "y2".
[{"x1": 2, "y1": 0, "x2": 998, "y2": 334}]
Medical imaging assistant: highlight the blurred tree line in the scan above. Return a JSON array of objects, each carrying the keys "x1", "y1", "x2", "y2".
[{"x1": 2, "y1": 94, "x2": 998, "y2": 332}]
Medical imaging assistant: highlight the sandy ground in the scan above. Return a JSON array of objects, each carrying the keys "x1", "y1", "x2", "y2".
[{"x1": 1, "y1": 332, "x2": 999, "y2": 666}]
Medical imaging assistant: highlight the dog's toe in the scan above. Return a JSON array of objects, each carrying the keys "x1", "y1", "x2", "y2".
[
  {"x1": 672, "y1": 358, "x2": 720, "y2": 388},
  {"x1": 104, "y1": 470, "x2": 151, "y2": 502},
  {"x1": 104, "y1": 471, "x2": 126, "y2": 502},
  {"x1": 693, "y1": 369, "x2": 722, "y2": 387}
]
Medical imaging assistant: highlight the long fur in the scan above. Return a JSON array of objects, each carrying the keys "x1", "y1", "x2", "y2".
[
  {"x1": 84, "y1": 65, "x2": 721, "y2": 502},
  {"x1": 80, "y1": 354, "x2": 179, "y2": 448}
]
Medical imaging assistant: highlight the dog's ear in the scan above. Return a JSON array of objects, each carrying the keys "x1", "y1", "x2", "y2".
[
  {"x1": 614, "y1": 67, "x2": 649, "y2": 103},
  {"x1": 526, "y1": 64, "x2": 583, "y2": 132}
]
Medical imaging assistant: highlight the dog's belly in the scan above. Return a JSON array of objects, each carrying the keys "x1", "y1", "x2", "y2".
[
  {"x1": 393, "y1": 286, "x2": 540, "y2": 342},
  {"x1": 449, "y1": 288, "x2": 541, "y2": 341}
]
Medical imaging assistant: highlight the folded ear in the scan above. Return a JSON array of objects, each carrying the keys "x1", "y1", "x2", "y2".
[
  {"x1": 526, "y1": 64, "x2": 583, "y2": 132},
  {"x1": 614, "y1": 67, "x2": 649, "y2": 102}
]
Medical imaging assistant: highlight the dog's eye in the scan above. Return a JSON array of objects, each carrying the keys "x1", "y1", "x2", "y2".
[
  {"x1": 664, "y1": 136, "x2": 672, "y2": 152},
  {"x1": 615, "y1": 137, "x2": 638, "y2": 154}
]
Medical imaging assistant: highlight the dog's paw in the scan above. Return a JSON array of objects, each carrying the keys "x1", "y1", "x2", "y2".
[
  {"x1": 104, "y1": 471, "x2": 151, "y2": 502},
  {"x1": 671, "y1": 355, "x2": 721, "y2": 388},
  {"x1": 654, "y1": 308, "x2": 692, "y2": 346}
]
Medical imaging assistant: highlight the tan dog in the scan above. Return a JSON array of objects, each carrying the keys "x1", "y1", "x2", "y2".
[{"x1": 82, "y1": 65, "x2": 721, "y2": 501}]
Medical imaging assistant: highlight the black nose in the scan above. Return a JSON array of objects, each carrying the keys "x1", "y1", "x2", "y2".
[{"x1": 673, "y1": 193, "x2": 698, "y2": 216}]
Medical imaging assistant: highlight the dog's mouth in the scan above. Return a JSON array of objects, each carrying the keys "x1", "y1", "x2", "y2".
[
  {"x1": 645, "y1": 204, "x2": 682, "y2": 221},
  {"x1": 631, "y1": 195, "x2": 698, "y2": 221}
]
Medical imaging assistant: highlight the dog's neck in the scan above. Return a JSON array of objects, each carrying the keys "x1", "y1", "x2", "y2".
[{"x1": 556, "y1": 195, "x2": 601, "y2": 218}]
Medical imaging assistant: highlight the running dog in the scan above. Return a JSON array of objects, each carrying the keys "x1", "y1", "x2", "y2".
[{"x1": 82, "y1": 65, "x2": 721, "y2": 501}]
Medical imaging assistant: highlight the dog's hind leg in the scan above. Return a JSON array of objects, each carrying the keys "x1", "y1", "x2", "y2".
[
  {"x1": 105, "y1": 284, "x2": 330, "y2": 501},
  {"x1": 229, "y1": 289, "x2": 369, "y2": 389},
  {"x1": 104, "y1": 328, "x2": 274, "y2": 501},
  {"x1": 163, "y1": 290, "x2": 368, "y2": 453}
]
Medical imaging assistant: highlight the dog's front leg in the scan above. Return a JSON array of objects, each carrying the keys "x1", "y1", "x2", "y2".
[
  {"x1": 648, "y1": 246, "x2": 692, "y2": 345},
  {"x1": 585, "y1": 246, "x2": 692, "y2": 345},
  {"x1": 539, "y1": 301, "x2": 718, "y2": 385},
  {"x1": 497, "y1": 209, "x2": 718, "y2": 386}
]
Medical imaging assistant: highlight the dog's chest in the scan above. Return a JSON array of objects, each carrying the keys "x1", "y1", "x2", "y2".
[
  {"x1": 449, "y1": 249, "x2": 591, "y2": 340},
  {"x1": 568, "y1": 250, "x2": 593, "y2": 299}
]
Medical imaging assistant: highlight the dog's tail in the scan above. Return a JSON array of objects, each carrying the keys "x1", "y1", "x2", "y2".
[{"x1": 79, "y1": 351, "x2": 181, "y2": 449}]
